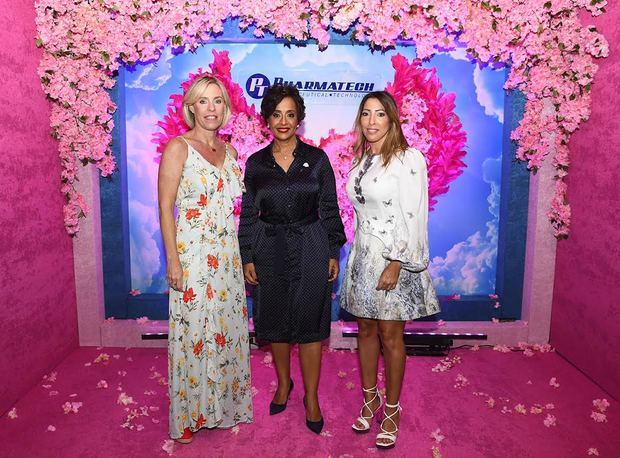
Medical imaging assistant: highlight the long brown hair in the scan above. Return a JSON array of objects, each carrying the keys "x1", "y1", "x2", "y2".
[{"x1": 353, "y1": 91, "x2": 409, "y2": 167}]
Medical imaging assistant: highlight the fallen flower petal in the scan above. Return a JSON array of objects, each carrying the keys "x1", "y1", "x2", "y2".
[
  {"x1": 587, "y1": 448, "x2": 600, "y2": 456},
  {"x1": 117, "y1": 393, "x2": 136, "y2": 406},
  {"x1": 592, "y1": 398, "x2": 609, "y2": 412},
  {"x1": 94, "y1": 353, "x2": 109, "y2": 363},
  {"x1": 515, "y1": 404, "x2": 527, "y2": 415},
  {"x1": 7, "y1": 408, "x2": 17, "y2": 419},
  {"x1": 549, "y1": 377, "x2": 560, "y2": 388},
  {"x1": 430, "y1": 428, "x2": 445, "y2": 444},
  {"x1": 162, "y1": 440, "x2": 174, "y2": 456},
  {"x1": 47, "y1": 425, "x2": 56, "y2": 432},
  {"x1": 590, "y1": 411, "x2": 607, "y2": 423},
  {"x1": 543, "y1": 414, "x2": 557, "y2": 427}
]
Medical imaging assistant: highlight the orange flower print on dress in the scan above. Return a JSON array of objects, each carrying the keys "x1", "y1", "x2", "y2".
[
  {"x1": 168, "y1": 138, "x2": 253, "y2": 437},
  {"x1": 185, "y1": 208, "x2": 201, "y2": 220},
  {"x1": 193, "y1": 339, "x2": 204, "y2": 357},
  {"x1": 207, "y1": 255, "x2": 219, "y2": 269},
  {"x1": 183, "y1": 288, "x2": 197, "y2": 303},
  {"x1": 215, "y1": 333, "x2": 226, "y2": 347},
  {"x1": 195, "y1": 413, "x2": 206, "y2": 429}
]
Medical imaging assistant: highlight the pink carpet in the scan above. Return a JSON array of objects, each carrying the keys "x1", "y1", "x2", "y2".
[{"x1": 1, "y1": 346, "x2": 618, "y2": 457}]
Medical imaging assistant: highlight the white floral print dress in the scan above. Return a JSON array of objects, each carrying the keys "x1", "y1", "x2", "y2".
[
  {"x1": 341, "y1": 148, "x2": 440, "y2": 321},
  {"x1": 168, "y1": 138, "x2": 253, "y2": 439}
]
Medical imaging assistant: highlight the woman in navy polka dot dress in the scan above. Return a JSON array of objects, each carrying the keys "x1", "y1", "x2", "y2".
[{"x1": 238, "y1": 84, "x2": 345, "y2": 434}]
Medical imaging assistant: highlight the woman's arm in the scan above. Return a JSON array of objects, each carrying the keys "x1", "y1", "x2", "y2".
[
  {"x1": 383, "y1": 148, "x2": 430, "y2": 273},
  {"x1": 158, "y1": 138, "x2": 187, "y2": 291},
  {"x1": 238, "y1": 156, "x2": 259, "y2": 266},
  {"x1": 318, "y1": 152, "x2": 346, "y2": 260}
]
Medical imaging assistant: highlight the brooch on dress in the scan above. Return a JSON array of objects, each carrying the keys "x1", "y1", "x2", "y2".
[{"x1": 353, "y1": 154, "x2": 375, "y2": 204}]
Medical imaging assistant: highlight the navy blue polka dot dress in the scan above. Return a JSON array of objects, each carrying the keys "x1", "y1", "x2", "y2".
[{"x1": 238, "y1": 139, "x2": 346, "y2": 343}]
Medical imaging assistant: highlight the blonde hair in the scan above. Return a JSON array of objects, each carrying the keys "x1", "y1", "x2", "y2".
[
  {"x1": 354, "y1": 91, "x2": 409, "y2": 167},
  {"x1": 182, "y1": 76, "x2": 232, "y2": 129}
]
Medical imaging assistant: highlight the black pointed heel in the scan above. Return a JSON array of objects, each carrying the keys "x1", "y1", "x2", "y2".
[
  {"x1": 303, "y1": 396, "x2": 324, "y2": 434},
  {"x1": 269, "y1": 379, "x2": 294, "y2": 415}
]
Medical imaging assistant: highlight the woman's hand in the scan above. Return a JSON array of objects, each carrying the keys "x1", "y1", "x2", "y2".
[
  {"x1": 167, "y1": 258, "x2": 184, "y2": 292},
  {"x1": 328, "y1": 258, "x2": 339, "y2": 282},
  {"x1": 376, "y1": 261, "x2": 402, "y2": 291},
  {"x1": 243, "y1": 263, "x2": 259, "y2": 285}
]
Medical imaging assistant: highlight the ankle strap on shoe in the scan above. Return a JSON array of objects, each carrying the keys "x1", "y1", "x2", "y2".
[
  {"x1": 385, "y1": 402, "x2": 401, "y2": 409},
  {"x1": 362, "y1": 385, "x2": 378, "y2": 393}
]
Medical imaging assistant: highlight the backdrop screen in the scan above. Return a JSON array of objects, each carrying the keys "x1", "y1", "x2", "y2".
[{"x1": 123, "y1": 43, "x2": 505, "y2": 297}]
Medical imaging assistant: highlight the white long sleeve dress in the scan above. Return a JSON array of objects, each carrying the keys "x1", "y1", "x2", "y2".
[{"x1": 340, "y1": 148, "x2": 440, "y2": 320}]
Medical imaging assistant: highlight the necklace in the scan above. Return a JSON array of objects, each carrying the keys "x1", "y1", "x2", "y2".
[
  {"x1": 353, "y1": 154, "x2": 375, "y2": 205},
  {"x1": 274, "y1": 142, "x2": 296, "y2": 160}
]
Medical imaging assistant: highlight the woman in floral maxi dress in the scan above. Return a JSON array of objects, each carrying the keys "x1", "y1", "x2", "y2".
[{"x1": 158, "y1": 76, "x2": 253, "y2": 443}]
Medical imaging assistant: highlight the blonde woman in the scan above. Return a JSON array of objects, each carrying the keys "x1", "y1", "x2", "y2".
[
  {"x1": 341, "y1": 91, "x2": 439, "y2": 449},
  {"x1": 158, "y1": 76, "x2": 253, "y2": 443}
]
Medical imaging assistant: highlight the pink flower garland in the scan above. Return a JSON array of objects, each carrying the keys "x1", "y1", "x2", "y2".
[
  {"x1": 35, "y1": 0, "x2": 609, "y2": 237},
  {"x1": 153, "y1": 51, "x2": 467, "y2": 241}
]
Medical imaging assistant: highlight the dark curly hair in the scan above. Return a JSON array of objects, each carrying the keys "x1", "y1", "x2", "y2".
[{"x1": 260, "y1": 83, "x2": 306, "y2": 123}]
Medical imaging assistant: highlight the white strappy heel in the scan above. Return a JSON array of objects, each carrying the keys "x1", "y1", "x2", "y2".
[
  {"x1": 351, "y1": 385, "x2": 383, "y2": 433},
  {"x1": 376, "y1": 402, "x2": 401, "y2": 449}
]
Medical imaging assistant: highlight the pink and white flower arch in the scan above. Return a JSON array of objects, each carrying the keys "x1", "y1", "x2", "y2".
[{"x1": 35, "y1": 0, "x2": 609, "y2": 237}]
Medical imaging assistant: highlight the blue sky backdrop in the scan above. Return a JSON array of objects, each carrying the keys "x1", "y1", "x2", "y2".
[{"x1": 123, "y1": 43, "x2": 505, "y2": 296}]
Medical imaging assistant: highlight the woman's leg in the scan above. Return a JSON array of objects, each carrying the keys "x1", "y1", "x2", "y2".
[
  {"x1": 377, "y1": 320, "x2": 406, "y2": 443},
  {"x1": 270, "y1": 342, "x2": 292, "y2": 404},
  {"x1": 299, "y1": 341, "x2": 323, "y2": 421},
  {"x1": 353, "y1": 318, "x2": 382, "y2": 428}
]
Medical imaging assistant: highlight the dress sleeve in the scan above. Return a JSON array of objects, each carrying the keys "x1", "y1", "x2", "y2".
[
  {"x1": 318, "y1": 152, "x2": 346, "y2": 260},
  {"x1": 383, "y1": 149, "x2": 430, "y2": 272},
  {"x1": 238, "y1": 157, "x2": 258, "y2": 265}
]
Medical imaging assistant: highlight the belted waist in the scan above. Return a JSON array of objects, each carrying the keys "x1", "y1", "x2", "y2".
[
  {"x1": 259, "y1": 212, "x2": 319, "y2": 228},
  {"x1": 259, "y1": 213, "x2": 319, "y2": 278}
]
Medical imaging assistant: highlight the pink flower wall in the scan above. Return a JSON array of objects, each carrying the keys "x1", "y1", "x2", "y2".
[
  {"x1": 551, "y1": 7, "x2": 620, "y2": 400},
  {"x1": 0, "y1": 3, "x2": 78, "y2": 414}
]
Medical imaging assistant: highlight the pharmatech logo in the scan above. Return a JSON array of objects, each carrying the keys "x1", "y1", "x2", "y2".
[{"x1": 246, "y1": 74, "x2": 271, "y2": 99}]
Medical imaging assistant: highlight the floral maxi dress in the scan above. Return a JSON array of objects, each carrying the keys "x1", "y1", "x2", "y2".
[{"x1": 168, "y1": 138, "x2": 253, "y2": 439}]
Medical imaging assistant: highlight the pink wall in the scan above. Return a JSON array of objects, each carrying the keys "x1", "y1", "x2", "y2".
[
  {"x1": 0, "y1": 4, "x2": 78, "y2": 413},
  {"x1": 551, "y1": 7, "x2": 620, "y2": 400}
]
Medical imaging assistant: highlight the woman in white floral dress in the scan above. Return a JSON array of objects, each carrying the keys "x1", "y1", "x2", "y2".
[
  {"x1": 158, "y1": 76, "x2": 253, "y2": 443},
  {"x1": 341, "y1": 91, "x2": 439, "y2": 450}
]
